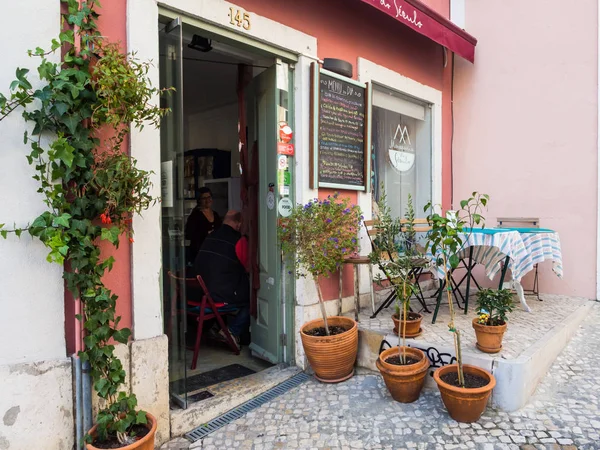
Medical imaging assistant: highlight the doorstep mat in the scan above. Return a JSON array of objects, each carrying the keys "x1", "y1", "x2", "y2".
[{"x1": 170, "y1": 364, "x2": 256, "y2": 395}]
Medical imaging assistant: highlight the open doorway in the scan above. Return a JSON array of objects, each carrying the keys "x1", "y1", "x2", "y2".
[{"x1": 159, "y1": 18, "x2": 293, "y2": 409}]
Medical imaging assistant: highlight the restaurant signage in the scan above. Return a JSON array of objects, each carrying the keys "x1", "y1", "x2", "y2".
[{"x1": 360, "y1": 0, "x2": 477, "y2": 63}]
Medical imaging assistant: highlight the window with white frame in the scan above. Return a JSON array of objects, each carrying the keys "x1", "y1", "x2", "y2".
[{"x1": 371, "y1": 85, "x2": 432, "y2": 219}]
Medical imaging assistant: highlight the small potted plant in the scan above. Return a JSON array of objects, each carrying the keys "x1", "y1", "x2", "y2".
[
  {"x1": 425, "y1": 193, "x2": 497, "y2": 423},
  {"x1": 388, "y1": 194, "x2": 424, "y2": 338},
  {"x1": 371, "y1": 191, "x2": 429, "y2": 403},
  {"x1": 472, "y1": 288, "x2": 515, "y2": 353},
  {"x1": 280, "y1": 193, "x2": 362, "y2": 383}
]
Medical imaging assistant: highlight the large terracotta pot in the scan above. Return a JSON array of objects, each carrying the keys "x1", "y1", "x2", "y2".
[
  {"x1": 433, "y1": 364, "x2": 496, "y2": 423},
  {"x1": 472, "y1": 318, "x2": 507, "y2": 353},
  {"x1": 86, "y1": 413, "x2": 157, "y2": 450},
  {"x1": 300, "y1": 316, "x2": 358, "y2": 383},
  {"x1": 376, "y1": 346, "x2": 429, "y2": 403},
  {"x1": 392, "y1": 312, "x2": 423, "y2": 337}
]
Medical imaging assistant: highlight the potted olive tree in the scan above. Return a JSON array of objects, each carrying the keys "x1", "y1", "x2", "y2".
[
  {"x1": 473, "y1": 288, "x2": 515, "y2": 353},
  {"x1": 279, "y1": 193, "x2": 362, "y2": 382},
  {"x1": 371, "y1": 191, "x2": 429, "y2": 403},
  {"x1": 425, "y1": 193, "x2": 497, "y2": 423},
  {"x1": 0, "y1": 1, "x2": 168, "y2": 447}
]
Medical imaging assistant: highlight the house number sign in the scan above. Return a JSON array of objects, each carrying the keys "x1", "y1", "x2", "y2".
[{"x1": 228, "y1": 7, "x2": 251, "y2": 30}]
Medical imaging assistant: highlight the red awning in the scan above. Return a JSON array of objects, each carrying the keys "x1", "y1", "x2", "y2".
[{"x1": 360, "y1": 0, "x2": 477, "y2": 63}]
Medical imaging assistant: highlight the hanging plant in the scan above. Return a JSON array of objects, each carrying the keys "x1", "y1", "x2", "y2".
[{"x1": 0, "y1": 0, "x2": 171, "y2": 447}]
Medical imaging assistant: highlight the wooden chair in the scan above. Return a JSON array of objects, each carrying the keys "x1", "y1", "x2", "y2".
[
  {"x1": 365, "y1": 218, "x2": 433, "y2": 318},
  {"x1": 497, "y1": 217, "x2": 540, "y2": 299},
  {"x1": 166, "y1": 271, "x2": 240, "y2": 370}
]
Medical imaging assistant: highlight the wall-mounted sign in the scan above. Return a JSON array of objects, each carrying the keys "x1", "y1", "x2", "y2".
[
  {"x1": 279, "y1": 122, "x2": 293, "y2": 143},
  {"x1": 310, "y1": 63, "x2": 371, "y2": 191},
  {"x1": 160, "y1": 161, "x2": 173, "y2": 208},
  {"x1": 278, "y1": 197, "x2": 293, "y2": 217},
  {"x1": 388, "y1": 123, "x2": 415, "y2": 172},
  {"x1": 266, "y1": 191, "x2": 275, "y2": 210},
  {"x1": 277, "y1": 143, "x2": 294, "y2": 156},
  {"x1": 278, "y1": 155, "x2": 288, "y2": 170}
]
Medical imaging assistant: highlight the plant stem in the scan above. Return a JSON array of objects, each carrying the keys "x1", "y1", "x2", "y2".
[
  {"x1": 316, "y1": 281, "x2": 330, "y2": 336},
  {"x1": 442, "y1": 252, "x2": 465, "y2": 387},
  {"x1": 402, "y1": 281, "x2": 407, "y2": 364}
]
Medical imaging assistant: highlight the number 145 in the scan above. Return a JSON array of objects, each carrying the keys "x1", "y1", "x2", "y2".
[{"x1": 228, "y1": 7, "x2": 251, "y2": 30}]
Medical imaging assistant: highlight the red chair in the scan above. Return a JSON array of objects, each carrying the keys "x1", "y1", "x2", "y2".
[{"x1": 167, "y1": 272, "x2": 240, "y2": 370}]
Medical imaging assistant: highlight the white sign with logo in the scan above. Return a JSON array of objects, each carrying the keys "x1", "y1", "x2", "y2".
[
  {"x1": 388, "y1": 123, "x2": 415, "y2": 173},
  {"x1": 278, "y1": 197, "x2": 293, "y2": 217}
]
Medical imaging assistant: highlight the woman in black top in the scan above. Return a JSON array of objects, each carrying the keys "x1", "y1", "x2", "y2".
[{"x1": 186, "y1": 187, "x2": 222, "y2": 263}]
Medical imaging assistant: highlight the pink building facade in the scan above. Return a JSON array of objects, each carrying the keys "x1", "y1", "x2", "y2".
[{"x1": 0, "y1": 0, "x2": 598, "y2": 448}]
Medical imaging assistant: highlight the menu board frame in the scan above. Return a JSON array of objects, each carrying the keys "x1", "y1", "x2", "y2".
[{"x1": 310, "y1": 63, "x2": 372, "y2": 192}]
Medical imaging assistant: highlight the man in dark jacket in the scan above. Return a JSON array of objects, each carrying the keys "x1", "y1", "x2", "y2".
[{"x1": 194, "y1": 210, "x2": 249, "y2": 346}]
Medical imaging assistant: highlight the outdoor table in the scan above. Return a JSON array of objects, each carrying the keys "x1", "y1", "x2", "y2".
[
  {"x1": 428, "y1": 228, "x2": 526, "y2": 323},
  {"x1": 497, "y1": 227, "x2": 563, "y2": 312},
  {"x1": 427, "y1": 227, "x2": 563, "y2": 321}
]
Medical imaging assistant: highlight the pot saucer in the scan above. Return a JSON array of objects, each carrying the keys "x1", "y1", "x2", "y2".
[
  {"x1": 476, "y1": 342, "x2": 502, "y2": 353},
  {"x1": 396, "y1": 328, "x2": 422, "y2": 339}
]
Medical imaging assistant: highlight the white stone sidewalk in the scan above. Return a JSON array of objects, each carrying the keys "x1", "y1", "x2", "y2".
[{"x1": 162, "y1": 301, "x2": 600, "y2": 450}]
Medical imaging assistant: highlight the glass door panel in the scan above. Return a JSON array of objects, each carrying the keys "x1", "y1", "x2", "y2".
[{"x1": 159, "y1": 17, "x2": 188, "y2": 408}]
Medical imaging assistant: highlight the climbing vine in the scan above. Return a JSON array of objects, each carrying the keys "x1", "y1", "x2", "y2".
[{"x1": 0, "y1": 0, "x2": 170, "y2": 446}]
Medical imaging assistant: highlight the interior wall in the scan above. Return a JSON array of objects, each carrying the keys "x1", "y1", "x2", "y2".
[
  {"x1": 186, "y1": 102, "x2": 240, "y2": 174},
  {"x1": 453, "y1": 0, "x2": 598, "y2": 298}
]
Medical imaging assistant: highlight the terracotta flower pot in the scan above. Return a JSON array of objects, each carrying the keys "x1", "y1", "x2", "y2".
[
  {"x1": 392, "y1": 312, "x2": 423, "y2": 337},
  {"x1": 472, "y1": 318, "x2": 507, "y2": 353},
  {"x1": 300, "y1": 316, "x2": 358, "y2": 383},
  {"x1": 433, "y1": 364, "x2": 496, "y2": 423},
  {"x1": 376, "y1": 346, "x2": 429, "y2": 403},
  {"x1": 86, "y1": 413, "x2": 157, "y2": 450}
]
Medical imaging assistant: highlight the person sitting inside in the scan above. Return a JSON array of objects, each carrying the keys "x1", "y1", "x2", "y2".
[
  {"x1": 185, "y1": 187, "x2": 222, "y2": 264},
  {"x1": 194, "y1": 210, "x2": 249, "y2": 349}
]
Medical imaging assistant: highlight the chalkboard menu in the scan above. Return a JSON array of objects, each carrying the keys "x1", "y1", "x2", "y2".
[{"x1": 310, "y1": 64, "x2": 371, "y2": 191}]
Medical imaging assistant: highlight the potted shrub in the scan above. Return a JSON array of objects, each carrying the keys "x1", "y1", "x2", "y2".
[
  {"x1": 370, "y1": 191, "x2": 429, "y2": 403},
  {"x1": 425, "y1": 193, "x2": 497, "y2": 423},
  {"x1": 472, "y1": 288, "x2": 515, "y2": 353},
  {"x1": 0, "y1": 1, "x2": 169, "y2": 447},
  {"x1": 280, "y1": 193, "x2": 362, "y2": 382}
]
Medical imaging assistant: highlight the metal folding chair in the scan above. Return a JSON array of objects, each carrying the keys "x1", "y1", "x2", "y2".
[
  {"x1": 497, "y1": 217, "x2": 540, "y2": 300},
  {"x1": 166, "y1": 272, "x2": 240, "y2": 370},
  {"x1": 366, "y1": 219, "x2": 432, "y2": 318}
]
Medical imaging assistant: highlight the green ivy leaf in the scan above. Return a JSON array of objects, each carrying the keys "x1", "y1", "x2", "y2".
[{"x1": 136, "y1": 411, "x2": 147, "y2": 425}]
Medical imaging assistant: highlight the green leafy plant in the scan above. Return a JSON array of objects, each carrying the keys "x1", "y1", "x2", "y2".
[
  {"x1": 424, "y1": 192, "x2": 489, "y2": 387},
  {"x1": 370, "y1": 190, "x2": 425, "y2": 363},
  {"x1": 279, "y1": 193, "x2": 362, "y2": 335},
  {"x1": 476, "y1": 289, "x2": 515, "y2": 326},
  {"x1": 0, "y1": 0, "x2": 170, "y2": 446}
]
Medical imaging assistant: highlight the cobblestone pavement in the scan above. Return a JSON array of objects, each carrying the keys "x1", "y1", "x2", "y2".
[{"x1": 162, "y1": 302, "x2": 600, "y2": 450}]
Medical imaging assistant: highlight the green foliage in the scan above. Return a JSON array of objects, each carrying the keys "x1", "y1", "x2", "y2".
[
  {"x1": 0, "y1": 0, "x2": 168, "y2": 445},
  {"x1": 476, "y1": 289, "x2": 515, "y2": 326},
  {"x1": 279, "y1": 193, "x2": 362, "y2": 280},
  {"x1": 424, "y1": 192, "x2": 489, "y2": 387},
  {"x1": 369, "y1": 189, "x2": 423, "y2": 312},
  {"x1": 370, "y1": 189, "x2": 425, "y2": 363},
  {"x1": 279, "y1": 193, "x2": 362, "y2": 335}
]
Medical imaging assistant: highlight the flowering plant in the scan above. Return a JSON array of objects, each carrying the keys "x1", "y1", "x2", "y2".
[
  {"x1": 279, "y1": 193, "x2": 362, "y2": 334},
  {"x1": 475, "y1": 288, "x2": 515, "y2": 326}
]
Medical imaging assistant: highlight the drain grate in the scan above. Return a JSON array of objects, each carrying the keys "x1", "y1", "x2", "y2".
[{"x1": 184, "y1": 371, "x2": 309, "y2": 442}]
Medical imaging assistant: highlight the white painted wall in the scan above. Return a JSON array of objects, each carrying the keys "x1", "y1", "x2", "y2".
[
  {"x1": 0, "y1": 4, "x2": 74, "y2": 449},
  {"x1": 0, "y1": 2, "x2": 65, "y2": 365},
  {"x1": 186, "y1": 102, "x2": 239, "y2": 173}
]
